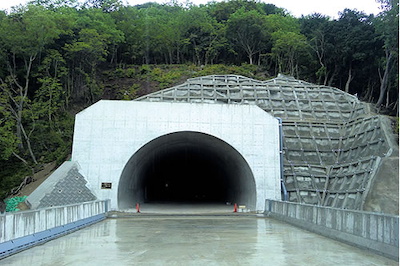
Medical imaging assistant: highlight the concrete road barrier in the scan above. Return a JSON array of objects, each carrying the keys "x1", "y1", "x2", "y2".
[
  {"x1": 0, "y1": 200, "x2": 110, "y2": 259},
  {"x1": 265, "y1": 199, "x2": 399, "y2": 260}
]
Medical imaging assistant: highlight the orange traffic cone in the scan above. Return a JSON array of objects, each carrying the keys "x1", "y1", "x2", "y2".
[
  {"x1": 136, "y1": 203, "x2": 140, "y2": 213},
  {"x1": 233, "y1": 203, "x2": 238, "y2": 213}
]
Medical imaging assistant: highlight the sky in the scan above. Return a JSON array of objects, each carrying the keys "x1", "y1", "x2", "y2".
[{"x1": 0, "y1": 0, "x2": 382, "y2": 19}]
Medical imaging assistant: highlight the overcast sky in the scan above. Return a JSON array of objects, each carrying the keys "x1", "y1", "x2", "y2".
[{"x1": 0, "y1": 0, "x2": 382, "y2": 18}]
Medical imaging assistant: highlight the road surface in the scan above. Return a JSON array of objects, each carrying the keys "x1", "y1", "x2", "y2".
[{"x1": 1, "y1": 216, "x2": 396, "y2": 265}]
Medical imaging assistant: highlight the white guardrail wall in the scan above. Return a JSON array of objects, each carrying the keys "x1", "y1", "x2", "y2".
[
  {"x1": 0, "y1": 200, "x2": 110, "y2": 259},
  {"x1": 265, "y1": 199, "x2": 399, "y2": 261}
]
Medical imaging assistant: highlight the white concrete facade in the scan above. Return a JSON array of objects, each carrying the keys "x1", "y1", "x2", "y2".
[{"x1": 72, "y1": 100, "x2": 281, "y2": 211}]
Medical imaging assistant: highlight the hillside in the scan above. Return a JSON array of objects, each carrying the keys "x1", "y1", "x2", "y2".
[
  {"x1": 0, "y1": 64, "x2": 269, "y2": 201},
  {"x1": 0, "y1": 1, "x2": 398, "y2": 203}
]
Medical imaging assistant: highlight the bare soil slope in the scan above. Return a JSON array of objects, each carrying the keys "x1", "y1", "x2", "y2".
[
  {"x1": 364, "y1": 156, "x2": 399, "y2": 215},
  {"x1": 16, "y1": 162, "x2": 57, "y2": 211}
]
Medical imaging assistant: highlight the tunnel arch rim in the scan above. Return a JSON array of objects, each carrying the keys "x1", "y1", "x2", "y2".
[{"x1": 117, "y1": 130, "x2": 257, "y2": 210}]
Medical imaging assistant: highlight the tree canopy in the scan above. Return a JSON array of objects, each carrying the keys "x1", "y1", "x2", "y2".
[{"x1": 0, "y1": 0, "x2": 398, "y2": 199}]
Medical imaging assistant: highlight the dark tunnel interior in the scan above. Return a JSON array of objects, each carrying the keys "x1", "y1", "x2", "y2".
[
  {"x1": 118, "y1": 131, "x2": 256, "y2": 209},
  {"x1": 144, "y1": 149, "x2": 228, "y2": 202}
]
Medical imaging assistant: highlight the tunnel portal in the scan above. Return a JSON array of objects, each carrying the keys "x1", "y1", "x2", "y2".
[
  {"x1": 69, "y1": 100, "x2": 281, "y2": 211},
  {"x1": 118, "y1": 131, "x2": 256, "y2": 209}
]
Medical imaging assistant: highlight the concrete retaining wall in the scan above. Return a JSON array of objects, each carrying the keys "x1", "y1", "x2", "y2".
[
  {"x1": 0, "y1": 200, "x2": 110, "y2": 259},
  {"x1": 265, "y1": 199, "x2": 399, "y2": 260}
]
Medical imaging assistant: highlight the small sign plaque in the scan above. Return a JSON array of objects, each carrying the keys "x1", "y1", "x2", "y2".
[{"x1": 101, "y1": 182, "x2": 112, "y2": 189}]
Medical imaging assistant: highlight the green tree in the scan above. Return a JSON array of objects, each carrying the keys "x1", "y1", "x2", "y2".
[
  {"x1": 270, "y1": 30, "x2": 309, "y2": 76},
  {"x1": 264, "y1": 14, "x2": 309, "y2": 76},
  {"x1": 28, "y1": 0, "x2": 80, "y2": 9},
  {"x1": 114, "y1": 4, "x2": 181, "y2": 64},
  {"x1": 31, "y1": 50, "x2": 73, "y2": 163},
  {"x1": 65, "y1": 28, "x2": 108, "y2": 103},
  {"x1": 374, "y1": 0, "x2": 399, "y2": 108},
  {"x1": 33, "y1": 50, "x2": 68, "y2": 124},
  {"x1": 0, "y1": 92, "x2": 18, "y2": 161},
  {"x1": 226, "y1": 8, "x2": 268, "y2": 65},
  {"x1": 64, "y1": 7, "x2": 124, "y2": 103},
  {"x1": 84, "y1": 0, "x2": 122, "y2": 12},
  {"x1": 0, "y1": 5, "x2": 65, "y2": 165},
  {"x1": 300, "y1": 13, "x2": 332, "y2": 84},
  {"x1": 181, "y1": 6, "x2": 224, "y2": 65},
  {"x1": 112, "y1": 6, "x2": 143, "y2": 64},
  {"x1": 207, "y1": 0, "x2": 260, "y2": 23},
  {"x1": 335, "y1": 10, "x2": 377, "y2": 93},
  {"x1": 265, "y1": 13, "x2": 300, "y2": 33}
]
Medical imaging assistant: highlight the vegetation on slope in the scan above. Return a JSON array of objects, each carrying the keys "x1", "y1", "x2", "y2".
[{"x1": 0, "y1": 0, "x2": 398, "y2": 200}]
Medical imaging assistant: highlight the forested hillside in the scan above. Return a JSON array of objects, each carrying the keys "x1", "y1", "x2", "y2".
[{"x1": 0, "y1": 0, "x2": 398, "y2": 200}]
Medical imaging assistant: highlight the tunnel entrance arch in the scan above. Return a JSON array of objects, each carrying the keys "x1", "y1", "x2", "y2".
[
  {"x1": 118, "y1": 131, "x2": 256, "y2": 209},
  {"x1": 71, "y1": 100, "x2": 281, "y2": 211}
]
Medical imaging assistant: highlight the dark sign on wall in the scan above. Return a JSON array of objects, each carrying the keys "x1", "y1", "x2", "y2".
[{"x1": 101, "y1": 182, "x2": 112, "y2": 189}]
